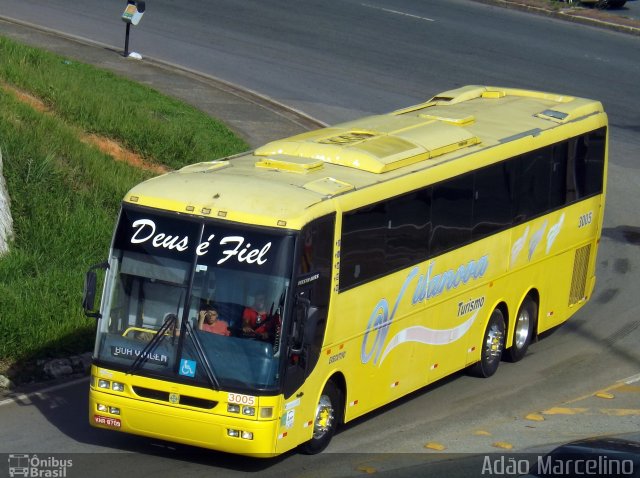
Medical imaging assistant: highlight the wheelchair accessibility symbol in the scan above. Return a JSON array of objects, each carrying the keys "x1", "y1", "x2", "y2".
[{"x1": 179, "y1": 359, "x2": 196, "y2": 377}]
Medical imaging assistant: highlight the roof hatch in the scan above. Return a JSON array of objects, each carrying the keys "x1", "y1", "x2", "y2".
[
  {"x1": 255, "y1": 155, "x2": 324, "y2": 174},
  {"x1": 303, "y1": 177, "x2": 354, "y2": 197},
  {"x1": 255, "y1": 120, "x2": 479, "y2": 174}
]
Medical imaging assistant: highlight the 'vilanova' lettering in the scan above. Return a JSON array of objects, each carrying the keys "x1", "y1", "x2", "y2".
[
  {"x1": 412, "y1": 255, "x2": 489, "y2": 304},
  {"x1": 361, "y1": 255, "x2": 489, "y2": 365}
]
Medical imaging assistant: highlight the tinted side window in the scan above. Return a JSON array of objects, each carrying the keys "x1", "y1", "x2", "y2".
[
  {"x1": 549, "y1": 142, "x2": 569, "y2": 208},
  {"x1": 513, "y1": 147, "x2": 552, "y2": 222},
  {"x1": 571, "y1": 127, "x2": 606, "y2": 198},
  {"x1": 340, "y1": 191, "x2": 431, "y2": 290},
  {"x1": 386, "y1": 189, "x2": 431, "y2": 272},
  {"x1": 431, "y1": 174, "x2": 473, "y2": 257},
  {"x1": 297, "y1": 214, "x2": 334, "y2": 308},
  {"x1": 473, "y1": 162, "x2": 513, "y2": 241},
  {"x1": 338, "y1": 127, "x2": 606, "y2": 292},
  {"x1": 340, "y1": 203, "x2": 387, "y2": 290}
]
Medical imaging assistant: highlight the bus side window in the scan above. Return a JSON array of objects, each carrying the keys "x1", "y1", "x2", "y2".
[
  {"x1": 473, "y1": 162, "x2": 513, "y2": 241},
  {"x1": 341, "y1": 204, "x2": 387, "y2": 288},
  {"x1": 386, "y1": 190, "x2": 431, "y2": 271},
  {"x1": 513, "y1": 149, "x2": 552, "y2": 223},
  {"x1": 550, "y1": 142, "x2": 570, "y2": 208},
  {"x1": 430, "y1": 174, "x2": 473, "y2": 257},
  {"x1": 572, "y1": 128, "x2": 606, "y2": 199}
]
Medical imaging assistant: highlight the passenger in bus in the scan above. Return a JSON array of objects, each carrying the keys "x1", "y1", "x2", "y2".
[
  {"x1": 198, "y1": 306, "x2": 231, "y2": 336},
  {"x1": 166, "y1": 313, "x2": 181, "y2": 337},
  {"x1": 135, "y1": 330, "x2": 155, "y2": 341},
  {"x1": 242, "y1": 292, "x2": 279, "y2": 341},
  {"x1": 135, "y1": 312, "x2": 180, "y2": 340}
]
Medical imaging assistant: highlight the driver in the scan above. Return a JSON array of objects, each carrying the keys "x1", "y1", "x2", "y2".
[{"x1": 242, "y1": 292, "x2": 278, "y2": 341}]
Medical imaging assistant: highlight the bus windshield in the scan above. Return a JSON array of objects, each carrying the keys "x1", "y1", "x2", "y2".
[{"x1": 94, "y1": 206, "x2": 295, "y2": 391}]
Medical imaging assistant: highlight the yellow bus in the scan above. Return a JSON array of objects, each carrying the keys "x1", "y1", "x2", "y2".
[{"x1": 82, "y1": 85, "x2": 607, "y2": 456}]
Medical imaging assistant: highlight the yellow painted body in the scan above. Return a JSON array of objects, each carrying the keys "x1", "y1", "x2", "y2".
[
  {"x1": 321, "y1": 198, "x2": 602, "y2": 423},
  {"x1": 89, "y1": 366, "x2": 283, "y2": 456},
  {"x1": 91, "y1": 86, "x2": 608, "y2": 456}
]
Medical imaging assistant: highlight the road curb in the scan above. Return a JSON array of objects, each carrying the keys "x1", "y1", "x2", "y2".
[
  {"x1": 474, "y1": 0, "x2": 640, "y2": 36},
  {"x1": 0, "y1": 15, "x2": 325, "y2": 145}
]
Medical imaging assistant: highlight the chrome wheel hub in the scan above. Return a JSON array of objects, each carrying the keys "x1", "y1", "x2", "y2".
[
  {"x1": 485, "y1": 324, "x2": 504, "y2": 363},
  {"x1": 312, "y1": 394, "x2": 335, "y2": 440},
  {"x1": 514, "y1": 309, "x2": 531, "y2": 349}
]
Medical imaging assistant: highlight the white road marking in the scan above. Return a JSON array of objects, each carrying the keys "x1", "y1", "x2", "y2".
[
  {"x1": 361, "y1": 4, "x2": 436, "y2": 22},
  {"x1": 622, "y1": 373, "x2": 640, "y2": 385},
  {"x1": 0, "y1": 376, "x2": 89, "y2": 407}
]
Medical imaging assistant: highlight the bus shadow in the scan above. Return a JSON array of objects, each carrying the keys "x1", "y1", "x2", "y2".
[{"x1": 602, "y1": 225, "x2": 640, "y2": 246}]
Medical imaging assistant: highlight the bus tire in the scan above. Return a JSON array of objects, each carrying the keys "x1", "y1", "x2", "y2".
[
  {"x1": 504, "y1": 297, "x2": 537, "y2": 363},
  {"x1": 467, "y1": 308, "x2": 505, "y2": 378},
  {"x1": 300, "y1": 380, "x2": 342, "y2": 455}
]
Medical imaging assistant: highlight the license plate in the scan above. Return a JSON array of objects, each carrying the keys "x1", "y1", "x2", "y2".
[{"x1": 93, "y1": 414, "x2": 122, "y2": 428}]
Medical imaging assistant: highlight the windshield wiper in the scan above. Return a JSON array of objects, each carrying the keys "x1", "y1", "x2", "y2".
[
  {"x1": 126, "y1": 312, "x2": 220, "y2": 390},
  {"x1": 127, "y1": 313, "x2": 178, "y2": 373}
]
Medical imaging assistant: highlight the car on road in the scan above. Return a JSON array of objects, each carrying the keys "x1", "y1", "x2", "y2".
[
  {"x1": 566, "y1": 0, "x2": 627, "y2": 8},
  {"x1": 521, "y1": 436, "x2": 640, "y2": 477}
]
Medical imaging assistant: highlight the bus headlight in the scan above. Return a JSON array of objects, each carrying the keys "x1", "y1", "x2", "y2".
[
  {"x1": 242, "y1": 406, "x2": 255, "y2": 416},
  {"x1": 97, "y1": 379, "x2": 110, "y2": 389},
  {"x1": 111, "y1": 382, "x2": 124, "y2": 392},
  {"x1": 227, "y1": 429, "x2": 253, "y2": 440},
  {"x1": 97, "y1": 403, "x2": 108, "y2": 412},
  {"x1": 227, "y1": 404, "x2": 240, "y2": 414}
]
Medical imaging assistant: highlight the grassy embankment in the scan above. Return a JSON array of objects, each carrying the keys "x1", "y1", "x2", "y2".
[{"x1": 0, "y1": 36, "x2": 248, "y2": 382}]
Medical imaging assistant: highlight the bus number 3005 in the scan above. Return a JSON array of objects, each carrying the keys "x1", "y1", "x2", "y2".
[
  {"x1": 228, "y1": 393, "x2": 256, "y2": 406},
  {"x1": 578, "y1": 212, "x2": 593, "y2": 228}
]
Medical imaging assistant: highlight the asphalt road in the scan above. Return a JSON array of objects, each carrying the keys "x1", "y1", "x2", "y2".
[
  {"x1": 0, "y1": 0, "x2": 639, "y2": 475},
  {"x1": 1, "y1": 0, "x2": 638, "y2": 126},
  {"x1": 603, "y1": 0, "x2": 640, "y2": 19}
]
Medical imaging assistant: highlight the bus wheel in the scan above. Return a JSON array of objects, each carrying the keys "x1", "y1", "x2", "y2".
[
  {"x1": 468, "y1": 309, "x2": 505, "y2": 378},
  {"x1": 504, "y1": 297, "x2": 537, "y2": 363},
  {"x1": 300, "y1": 380, "x2": 342, "y2": 455}
]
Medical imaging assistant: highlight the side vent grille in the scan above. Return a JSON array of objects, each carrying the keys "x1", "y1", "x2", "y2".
[{"x1": 569, "y1": 245, "x2": 591, "y2": 306}]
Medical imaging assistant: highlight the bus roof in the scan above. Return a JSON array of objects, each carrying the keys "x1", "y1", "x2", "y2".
[{"x1": 125, "y1": 85, "x2": 605, "y2": 229}]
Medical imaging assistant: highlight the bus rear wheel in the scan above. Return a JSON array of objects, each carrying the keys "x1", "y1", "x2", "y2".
[
  {"x1": 468, "y1": 309, "x2": 505, "y2": 378},
  {"x1": 504, "y1": 297, "x2": 537, "y2": 363},
  {"x1": 300, "y1": 380, "x2": 342, "y2": 455}
]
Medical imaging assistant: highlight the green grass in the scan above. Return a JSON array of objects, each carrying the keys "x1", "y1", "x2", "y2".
[{"x1": 0, "y1": 36, "x2": 249, "y2": 381}]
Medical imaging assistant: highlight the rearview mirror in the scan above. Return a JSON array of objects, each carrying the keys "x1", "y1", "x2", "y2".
[
  {"x1": 289, "y1": 296, "x2": 319, "y2": 355},
  {"x1": 82, "y1": 262, "x2": 108, "y2": 319}
]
